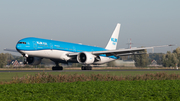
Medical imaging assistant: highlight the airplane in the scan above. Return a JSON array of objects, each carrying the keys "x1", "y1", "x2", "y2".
[{"x1": 4, "y1": 23, "x2": 172, "y2": 70}]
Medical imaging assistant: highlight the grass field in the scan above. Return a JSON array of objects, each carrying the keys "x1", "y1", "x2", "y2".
[
  {"x1": 1, "y1": 69, "x2": 180, "y2": 82},
  {"x1": 1, "y1": 69, "x2": 180, "y2": 100},
  {"x1": 1, "y1": 80, "x2": 180, "y2": 100}
]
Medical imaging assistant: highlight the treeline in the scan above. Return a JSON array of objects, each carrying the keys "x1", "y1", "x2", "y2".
[
  {"x1": 119, "y1": 47, "x2": 180, "y2": 67},
  {"x1": 120, "y1": 50, "x2": 149, "y2": 67},
  {"x1": 0, "y1": 53, "x2": 8, "y2": 68},
  {"x1": 0, "y1": 53, "x2": 54, "y2": 68},
  {"x1": 0, "y1": 53, "x2": 25, "y2": 67},
  {"x1": 162, "y1": 47, "x2": 180, "y2": 67}
]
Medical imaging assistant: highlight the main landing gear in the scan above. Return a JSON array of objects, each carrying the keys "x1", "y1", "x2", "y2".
[
  {"x1": 52, "y1": 62, "x2": 63, "y2": 70},
  {"x1": 81, "y1": 65, "x2": 92, "y2": 70}
]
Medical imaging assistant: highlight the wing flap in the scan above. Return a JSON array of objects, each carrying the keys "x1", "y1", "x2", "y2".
[{"x1": 92, "y1": 48, "x2": 147, "y2": 55}]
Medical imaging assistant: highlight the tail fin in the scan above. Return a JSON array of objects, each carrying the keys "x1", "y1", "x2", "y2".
[{"x1": 105, "y1": 23, "x2": 121, "y2": 50}]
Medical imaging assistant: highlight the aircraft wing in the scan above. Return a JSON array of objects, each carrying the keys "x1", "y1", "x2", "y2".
[
  {"x1": 92, "y1": 48, "x2": 148, "y2": 56},
  {"x1": 4, "y1": 48, "x2": 18, "y2": 52},
  {"x1": 67, "y1": 45, "x2": 172, "y2": 57}
]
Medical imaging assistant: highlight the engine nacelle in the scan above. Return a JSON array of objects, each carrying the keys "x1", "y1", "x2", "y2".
[
  {"x1": 27, "y1": 57, "x2": 42, "y2": 65},
  {"x1": 77, "y1": 52, "x2": 95, "y2": 64}
]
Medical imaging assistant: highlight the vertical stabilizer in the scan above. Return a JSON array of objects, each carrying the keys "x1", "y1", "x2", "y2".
[{"x1": 105, "y1": 23, "x2": 121, "y2": 50}]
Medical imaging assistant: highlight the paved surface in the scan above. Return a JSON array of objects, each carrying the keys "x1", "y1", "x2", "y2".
[{"x1": 0, "y1": 69, "x2": 179, "y2": 72}]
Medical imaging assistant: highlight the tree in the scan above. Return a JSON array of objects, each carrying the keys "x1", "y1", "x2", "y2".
[
  {"x1": 14, "y1": 56, "x2": 24, "y2": 62},
  {"x1": 173, "y1": 47, "x2": 180, "y2": 67},
  {"x1": 132, "y1": 49, "x2": 149, "y2": 67},
  {"x1": 148, "y1": 53, "x2": 164, "y2": 65},
  {"x1": 0, "y1": 53, "x2": 8, "y2": 68},
  {"x1": 5, "y1": 53, "x2": 14, "y2": 65},
  {"x1": 162, "y1": 51, "x2": 179, "y2": 67}
]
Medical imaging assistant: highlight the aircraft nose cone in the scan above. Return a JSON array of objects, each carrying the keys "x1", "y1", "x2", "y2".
[{"x1": 16, "y1": 43, "x2": 22, "y2": 51}]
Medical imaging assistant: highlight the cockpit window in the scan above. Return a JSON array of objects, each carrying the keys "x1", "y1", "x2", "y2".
[{"x1": 18, "y1": 42, "x2": 26, "y2": 44}]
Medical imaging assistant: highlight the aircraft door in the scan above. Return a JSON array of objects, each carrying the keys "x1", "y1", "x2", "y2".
[
  {"x1": 73, "y1": 46, "x2": 76, "y2": 52},
  {"x1": 50, "y1": 43, "x2": 53, "y2": 50},
  {"x1": 33, "y1": 41, "x2": 37, "y2": 50}
]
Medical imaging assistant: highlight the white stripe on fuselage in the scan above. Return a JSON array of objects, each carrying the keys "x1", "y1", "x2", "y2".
[{"x1": 20, "y1": 50, "x2": 115, "y2": 64}]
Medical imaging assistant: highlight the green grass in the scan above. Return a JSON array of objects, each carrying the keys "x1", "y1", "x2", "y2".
[
  {"x1": 1, "y1": 70, "x2": 180, "y2": 82},
  {"x1": 1, "y1": 70, "x2": 180, "y2": 100},
  {"x1": 0, "y1": 80, "x2": 180, "y2": 101}
]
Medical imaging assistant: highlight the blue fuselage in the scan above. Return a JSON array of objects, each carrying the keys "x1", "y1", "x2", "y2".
[
  {"x1": 16, "y1": 37, "x2": 106, "y2": 52},
  {"x1": 16, "y1": 37, "x2": 118, "y2": 60}
]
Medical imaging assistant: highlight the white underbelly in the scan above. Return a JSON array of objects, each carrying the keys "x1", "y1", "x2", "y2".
[{"x1": 21, "y1": 50, "x2": 72, "y2": 60}]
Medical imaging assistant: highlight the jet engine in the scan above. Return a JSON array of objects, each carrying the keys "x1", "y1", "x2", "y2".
[
  {"x1": 77, "y1": 52, "x2": 96, "y2": 64},
  {"x1": 26, "y1": 57, "x2": 42, "y2": 65}
]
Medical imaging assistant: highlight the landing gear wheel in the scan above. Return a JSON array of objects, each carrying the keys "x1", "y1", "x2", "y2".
[
  {"x1": 23, "y1": 61, "x2": 28, "y2": 65},
  {"x1": 52, "y1": 62, "x2": 63, "y2": 70},
  {"x1": 81, "y1": 66, "x2": 84, "y2": 70},
  {"x1": 52, "y1": 66, "x2": 63, "y2": 70},
  {"x1": 89, "y1": 66, "x2": 92, "y2": 70},
  {"x1": 81, "y1": 66, "x2": 92, "y2": 70}
]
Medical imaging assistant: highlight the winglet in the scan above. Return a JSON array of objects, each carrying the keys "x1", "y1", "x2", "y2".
[{"x1": 105, "y1": 23, "x2": 121, "y2": 50}]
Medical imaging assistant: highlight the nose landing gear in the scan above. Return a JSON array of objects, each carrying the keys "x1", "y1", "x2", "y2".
[{"x1": 23, "y1": 54, "x2": 28, "y2": 64}]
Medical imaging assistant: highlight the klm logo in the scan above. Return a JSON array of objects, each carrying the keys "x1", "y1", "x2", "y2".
[{"x1": 111, "y1": 38, "x2": 117, "y2": 45}]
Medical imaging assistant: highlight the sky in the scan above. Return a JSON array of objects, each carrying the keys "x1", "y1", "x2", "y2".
[{"x1": 0, "y1": 0, "x2": 180, "y2": 55}]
